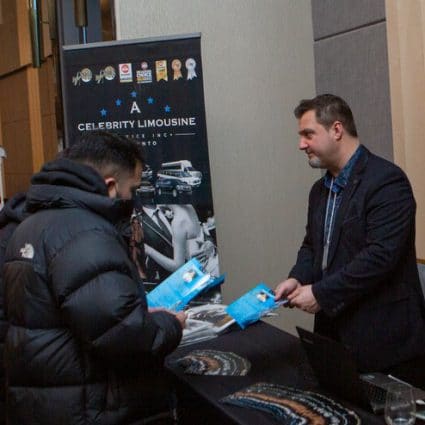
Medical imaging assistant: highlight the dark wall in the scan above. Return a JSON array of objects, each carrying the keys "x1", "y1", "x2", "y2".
[{"x1": 311, "y1": 0, "x2": 393, "y2": 161}]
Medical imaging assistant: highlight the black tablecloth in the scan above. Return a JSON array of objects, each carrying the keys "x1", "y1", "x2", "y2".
[{"x1": 166, "y1": 322, "x2": 385, "y2": 424}]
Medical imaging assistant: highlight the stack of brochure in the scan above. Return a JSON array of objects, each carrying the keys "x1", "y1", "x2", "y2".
[
  {"x1": 180, "y1": 304, "x2": 236, "y2": 347},
  {"x1": 147, "y1": 258, "x2": 219, "y2": 311},
  {"x1": 225, "y1": 283, "x2": 286, "y2": 329},
  {"x1": 180, "y1": 283, "x2": 286, "y2": 346}
]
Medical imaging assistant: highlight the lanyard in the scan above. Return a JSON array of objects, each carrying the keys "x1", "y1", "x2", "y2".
[{"x1": 322, "y1": 178, "x2": 337, "y2": 272}]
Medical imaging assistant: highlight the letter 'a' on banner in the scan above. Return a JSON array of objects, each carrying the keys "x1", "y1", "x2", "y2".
[{"x1": 61, "y1": 34, "x2": 221, "y2": 303}]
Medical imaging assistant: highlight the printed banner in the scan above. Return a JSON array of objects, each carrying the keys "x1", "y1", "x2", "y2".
[{"x1": 62, "y1": 35, "x2": 220, "y2": 301}]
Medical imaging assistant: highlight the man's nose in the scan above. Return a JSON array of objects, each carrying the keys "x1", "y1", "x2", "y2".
[{"x1": 299, "y1": 138, "x2": 308, "y2": 150}]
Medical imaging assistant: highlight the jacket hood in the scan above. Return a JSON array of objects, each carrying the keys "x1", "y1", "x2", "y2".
[
  {"x1": 26, "y1": 158, "x2": 133, "y2": 224},
  {"x1": 31, "y1": 158, "x2": 108, "y2": 194},
  {"x1": 0, "y1": 192, "x2": 27, "y2": 229}
]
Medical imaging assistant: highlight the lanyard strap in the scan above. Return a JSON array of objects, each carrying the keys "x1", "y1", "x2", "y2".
[{"x1": 322, "y1": 178, "x2": 337, "y2": 271}]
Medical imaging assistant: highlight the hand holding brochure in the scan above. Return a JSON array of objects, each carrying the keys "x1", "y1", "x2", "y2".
[
  {"x1": 147, "y1": 258, "x2": 212, "y2": 311},
  {"x1": 225, "y1": 283, "x2": 286, "y2": 329}
]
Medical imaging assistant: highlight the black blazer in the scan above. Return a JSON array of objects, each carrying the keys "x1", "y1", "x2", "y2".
[{"x1": 290, "y1": 146, "x2": 425, "y2": 371}]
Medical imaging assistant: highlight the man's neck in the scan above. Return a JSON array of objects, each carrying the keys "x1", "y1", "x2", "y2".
[{"x1": 328, "y1": 138, "x2": 360, "y2": 177}]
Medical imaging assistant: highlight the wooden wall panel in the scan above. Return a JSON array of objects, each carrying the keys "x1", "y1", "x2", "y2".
[
  {"x1": 39, "y1": 57, "x2": 58, "y2": 164},
  {"x1": 0, "y1": 1, "x2": 21, "y2": 75},
  {"x1": 41, "y1": 114, "x2": 58, "y2": 163},
  {"x1": 27, "y1": 66, "x2": 45, "y2": 172},
  {"x1": 0, "y1": 60, "x2": 58, "y2": 196},
  {"x1": 0, "y1": 68, "x2": 30, "y2": 123},
  {"x1": 41, "y1": 0, "x2": 52, "y2": 57},
  {"x1": 0, "y1": 0, "x2": 53, "y2": 77},
  {"x1": 386, "y1": 0, "x2": 425, "y2": 259},
  {"x1": 2, "y1": 119, "x2": 32, "y2": 175},
  {"x1": 16, "y1": 0, "x2": 32, "y2": 67},
  {"x1": 39, "y1": 56, "x2": 55, "y2": 117},
  {"x1": 0, "y1": 1, "x2": 58, "y2": 198},
  {"x1": 2, "y1": 119, "x2": 33, "y2": 194},
  {"x1": 0, "y1": 66, "x2": 33, "y2": 194},
  {"x1": 0, "y1": 108, "x2": 5, "y2": 198}
]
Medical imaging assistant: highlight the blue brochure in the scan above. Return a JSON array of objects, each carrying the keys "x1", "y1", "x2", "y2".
[
  {"x1": 225, "y1": 283, "x2": 284, "y2": 329},
  {"x1": 206, "y1": 273, "x2": 226, "y2": 289},
  {"x1": 147, "y1": 259, "x2": 211, "y2": 311}
]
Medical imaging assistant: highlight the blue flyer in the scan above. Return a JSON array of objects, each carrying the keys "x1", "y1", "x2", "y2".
[
  {"x1": 225, "y1": 283, "x2": 282, "y2": 329},
  {"x1": 147, "y1": 258, "x2": 211, "y2": 311}
]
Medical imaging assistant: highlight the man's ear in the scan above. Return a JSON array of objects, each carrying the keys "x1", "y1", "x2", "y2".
[
  {"x1": 332, "y1": 121, "x2": 343, "y2": 141},
  {"x1": 104, "y1": 176, "x2": 117, "y2": 198}
]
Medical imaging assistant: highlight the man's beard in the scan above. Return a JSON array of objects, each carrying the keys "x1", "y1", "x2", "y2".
[
  {"x1": 116, "y1": 190, "x2": 135, "y2": 219},
  {"x1": 308, "y1": 156, "x2": 325, "y2": 169}
]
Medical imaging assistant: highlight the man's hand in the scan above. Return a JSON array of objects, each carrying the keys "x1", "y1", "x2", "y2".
[
  {"x1": 274, "y1": 278, "x2": 301, "y2": 302},
  {"x1": 148, "y1": 307, "x2": 171, "y2": 314},
  {"x1": 287, "y1": 285, "x2": 321, "y2": 314},
  {"x1": 174, "y1": 311, "x2": 187, "y2": 329},
  {"x1": 149, "y1": 307, "x2": 187, "y2": 329}
]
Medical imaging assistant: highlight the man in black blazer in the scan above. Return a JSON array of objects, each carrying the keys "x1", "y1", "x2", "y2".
[{"x1": 275, "y1": 94, "x2": 425, "y2": 386}]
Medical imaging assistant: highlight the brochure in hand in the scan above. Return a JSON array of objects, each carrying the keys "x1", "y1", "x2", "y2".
[
  {"x1": 147, "y1": 258, "x2": 213, "y2": 311},
  {"x1": 225, "y1": 283, "x2": 286, "y2": 329},
  {"x1": 180, "y1": 303, "x2": 236, "y2": 347}
]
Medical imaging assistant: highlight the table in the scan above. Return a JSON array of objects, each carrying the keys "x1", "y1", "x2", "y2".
[{"x1": 166, "y1": 322, "x2": 385, "y2": 424}]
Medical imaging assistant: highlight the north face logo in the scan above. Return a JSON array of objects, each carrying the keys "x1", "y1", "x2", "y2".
[{"x1": 20, "y1": 243, "x2": 34, "y2": 259}]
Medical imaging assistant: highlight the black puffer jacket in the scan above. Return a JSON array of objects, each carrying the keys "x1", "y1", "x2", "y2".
[
  {"x1": 3, "y1": 159, "x2": 182, "y2": 425},
  {"x1": 0, "y1": 193, "x2": 26, "y2": 404}
]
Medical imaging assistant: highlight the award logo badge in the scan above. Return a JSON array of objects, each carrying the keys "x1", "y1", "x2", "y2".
[
  {"x1": 119, "y1": 63, "x2": 133, "y2": 83},
  {"x1": 104, "y1": 66, "x2": 116, "y2": 80},
  {"x1": 185, "y1": 58, "x2": 197, "y2": 80},
  {"x1": 80, "y1": 68, "x2": 92, "y2": 82},
  {"x1": 136, "y1": 61, "x2": 152, "y2": 84},
  {"x1": 155, "y1": 60, "x2": 168, "y2": 82},
  {"x1": 95, "y1": 66, "x2": 116, "y2": 84},
  {"x1": 72, "y1": 68, "x2": 92, "y2": 86},
  {"x1": 171, "y1": 59, "x2": 183, "y2": 80}
]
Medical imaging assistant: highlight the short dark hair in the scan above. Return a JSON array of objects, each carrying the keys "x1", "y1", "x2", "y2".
[
  {"x1": 294, "y1": 94, "x2": 358, "y2": 137},
  {"x1": 66, "y1": 131, "x2": 144, "y2": 178}
]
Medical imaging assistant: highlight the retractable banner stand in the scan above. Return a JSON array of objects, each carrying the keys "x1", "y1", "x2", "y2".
[{"x1": 62, "y1": 34, "x2": 220, "y2": 301}]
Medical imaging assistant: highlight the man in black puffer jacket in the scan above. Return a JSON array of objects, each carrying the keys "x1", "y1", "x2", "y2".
[
  {"x1": 0, "y1": 192, "x2": 27, "y2": 424},
  {"x1": 3, "y1": 132, "x2": 185, "y2": 425}
]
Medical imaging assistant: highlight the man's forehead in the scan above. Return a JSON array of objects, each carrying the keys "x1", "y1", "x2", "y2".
[
  {"x1": 298, "y1": 110, "x2": 325, "y2": 132},
  {"x1": 299, "y1": 110, "x2": 317, "y2": 125}
]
